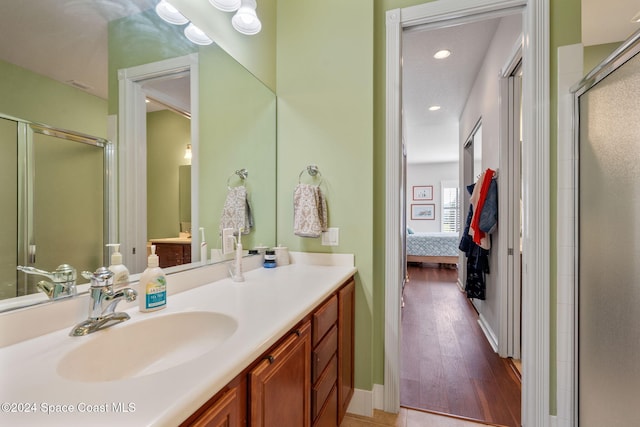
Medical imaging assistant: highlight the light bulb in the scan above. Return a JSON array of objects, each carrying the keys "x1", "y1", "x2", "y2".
[
  {"x1": 184, "y1": 23, "x2": 213, "y2": 45},
  {"x1": 209, "y1": 0, "x2": 241, "y2": 12},
  {"x1": 155, "y1": 0, "x2": 189, "y2": 25},
  {"x1": 232, "y1": 0, "x2": 261, "y2": 35}
]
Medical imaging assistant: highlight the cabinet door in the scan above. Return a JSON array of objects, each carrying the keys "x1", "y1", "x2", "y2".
[
  {"x1": 338, "y1": 279, "x2": 355, "y2": 423},
  {"x1": 191, "y1": 387, "x2": 241, "y2": 427},
  {"x1": 249, "y1": 321, "x2": 311, "y2": 427}
]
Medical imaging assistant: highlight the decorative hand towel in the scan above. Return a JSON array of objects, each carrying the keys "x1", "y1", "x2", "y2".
[
  {"x1": 219, "y1": 185, "x2": 254, "y2": 235},
  {"x1": 293, "y1": 183, "x2": 328, "y2": 237}
]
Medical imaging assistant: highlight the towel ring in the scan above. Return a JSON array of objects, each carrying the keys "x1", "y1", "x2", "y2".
[
  {"x1": 227, "y1": 168, "x2": 248, "y2": 190},
  {"x1": 298, "y1": 165, "x2": 323, "y2": 186}
]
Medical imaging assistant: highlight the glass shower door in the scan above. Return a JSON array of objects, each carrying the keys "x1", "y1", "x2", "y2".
[
  {"x1": 0, "y1": 118, "x2": 18, "y2": 299},
  {"x1": 577, "y1": 40, "x2": 640, "y2": 427}
]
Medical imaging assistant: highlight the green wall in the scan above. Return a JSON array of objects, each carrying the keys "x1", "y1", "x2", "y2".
[
  {"x1": 276, "y1": 0, "x2": 374, "y2": 390},
  {"x1": 584, "y1": 42, "x2": 622, "y2": 75},
  {"x1": 197, "y1": 46, "x2": 277, "y2": 251},
  {"x1": 147, "y1": 110, "x2": 191, "y2": 239},
  {"x1": 0, "y1": 59, "x2": 107, "y2": 137},
  {"x1": 171, "y1": 0, "x2": 277, "y2": 92}
]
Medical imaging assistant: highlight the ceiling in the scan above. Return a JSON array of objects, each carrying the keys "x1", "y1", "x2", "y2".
[
  {"x1": 0, "y1": 0, "x2": 156, "y2": 100},
  {"x1": 403, "y1": 0, "x2": 640, "y2": 164},
  {"x1": 1, "y1": 1, "x2": 639, "y2": 148}
]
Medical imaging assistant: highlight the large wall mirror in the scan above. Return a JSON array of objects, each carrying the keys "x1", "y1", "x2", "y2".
[{"x1": 0, "y1": 0, "x2": 276, "y2": 309}]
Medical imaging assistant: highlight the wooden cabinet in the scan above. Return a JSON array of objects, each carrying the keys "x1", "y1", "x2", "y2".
[
  {"x1": 183, "y1": 376, "x2": 246, "y2": 427},
  {"x1": 311, "y1": 296, "x2": 339, "y2": 426},
  {"x1": 249, "y1": 321, "x2": 311, "y2": 427},
  {"x1": 190, "y1": 388, "x2": 241, "y2": 427},
  {"x1": 338, "y1": 279, "x2": 355, "y2": 423},
  {"x1": 183, "y1": 276, "x2": 355, "y2": 427},
  {"x1": 153, "y1": 242, "x2": 191, "y2": 268}
]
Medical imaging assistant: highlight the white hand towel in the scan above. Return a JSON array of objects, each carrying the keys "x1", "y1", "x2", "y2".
[{"x1": 294, "y1": 184, "x2": 328, "y2": 237}]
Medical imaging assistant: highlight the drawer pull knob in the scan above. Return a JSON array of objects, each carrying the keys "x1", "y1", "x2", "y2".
[{"x1": 265, "y1": 355, "x2": 274, "y2": 364}]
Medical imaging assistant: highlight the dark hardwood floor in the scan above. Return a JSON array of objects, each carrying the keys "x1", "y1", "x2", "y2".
[{"x1": 400, "y1": 264, "x2": 521, "y2": 427}]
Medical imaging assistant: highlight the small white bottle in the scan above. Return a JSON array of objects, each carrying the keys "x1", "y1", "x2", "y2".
[
  {"x1": 106, "y1": 243, "x2": 129, "y2": 285},
  {"x1": 139, "y1": 245, "x2": 167, "y2": 312},
  {"x1": 200, "y1": 227, "x2": 207, "y2": 265}
]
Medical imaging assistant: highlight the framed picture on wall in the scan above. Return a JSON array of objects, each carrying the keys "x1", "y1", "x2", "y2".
[
  {"x1": 411, "y1": 204, "x2": 435, "y2": 220},
  {"x1": 413, "y1": 185, "x2": 433, "y2": 200}
]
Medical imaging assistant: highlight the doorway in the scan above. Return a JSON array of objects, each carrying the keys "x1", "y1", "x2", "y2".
[
  {"x1": 399, "y1": 11, "x2": 522, "y2": 424},
  {"x1": 385, "y1": 1, "x2": 551, "y2": 426},
  {"x1": 118, "y1": 54, "x2": 199, "y2": 274}
]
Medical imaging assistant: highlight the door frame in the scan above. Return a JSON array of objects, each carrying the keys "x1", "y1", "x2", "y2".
[
  {"x1": 498, "y1": 42, "x2": 523, "y2": 359},
  {"x1": 385, "y1": 2, "x2": 550, "y2": 426},
  {"x1": 118, "y1": 54, "x2": 199, "y2": 274}
]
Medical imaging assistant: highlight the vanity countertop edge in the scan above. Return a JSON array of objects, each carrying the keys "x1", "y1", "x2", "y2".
[{"x1": 0, "y1": 252, "x2": 357, "y2": 426}]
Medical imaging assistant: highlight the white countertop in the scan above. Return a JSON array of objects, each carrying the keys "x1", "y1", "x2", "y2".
[
  {"x1": 0, "y1": 254, "x2": 356, "y2": 426},
  {"x1": 148, "y1": 237, "x2": 192, "y2": 244}
]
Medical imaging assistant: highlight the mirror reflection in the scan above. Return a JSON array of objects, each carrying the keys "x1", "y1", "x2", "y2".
[{"x1": 0, "y1": 0, "x2": 276, "y2": 307}]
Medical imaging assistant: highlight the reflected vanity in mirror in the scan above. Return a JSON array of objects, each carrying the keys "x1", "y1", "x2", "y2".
[{"x1": 0, "y1": 0, "x2": 276, "y2": 310}]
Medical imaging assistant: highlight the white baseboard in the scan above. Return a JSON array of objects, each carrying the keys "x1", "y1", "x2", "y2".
[
  {"x1": 477, "y1": 313, "x2": 498, "y2": 353},
  {"x1": 346, "y1": 384, "x2": 385, "y2": 417}
]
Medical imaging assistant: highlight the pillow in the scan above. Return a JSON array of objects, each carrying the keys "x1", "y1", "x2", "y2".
[{"x1": 407, "y1": 227, "x2": 415, "y2": 234}]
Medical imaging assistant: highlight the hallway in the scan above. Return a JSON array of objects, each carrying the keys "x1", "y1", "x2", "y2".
[{"x1": 400, "y1": 264, "x2": 521, "y2": 427}]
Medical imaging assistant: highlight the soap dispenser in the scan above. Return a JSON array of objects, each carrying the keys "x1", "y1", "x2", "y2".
[
  {"x1": 139, "y1": 245, "x2": 167, "y2": 312},
  {"x1": 106, "y1": 243, "x2": 129, "y2": 285}
]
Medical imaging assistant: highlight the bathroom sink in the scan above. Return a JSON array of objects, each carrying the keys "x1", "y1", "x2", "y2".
[{"x1": 57, "y1": 311, "x2": 238, "y2": 382}]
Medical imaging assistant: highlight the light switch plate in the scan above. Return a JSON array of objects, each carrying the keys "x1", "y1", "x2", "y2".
[{"x1": 321, "y1": 228, "x2": 339, "y2": 246}]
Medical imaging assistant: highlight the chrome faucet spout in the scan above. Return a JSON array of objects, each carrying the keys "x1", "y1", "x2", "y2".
[
  {"x1": 70, "y1": 267, "x2": 137, "y2": 337},
  {"x1": 17, "y1": 264, "x2": 77, "y2": 300}
]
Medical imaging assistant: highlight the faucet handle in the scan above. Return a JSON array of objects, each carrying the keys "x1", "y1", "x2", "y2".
[
  {"x1": 17, "y1": 264, "x2": 76, "y2": 283},
  {"x1": 81, "y1": 267, "x2": 113, "y2": 287}
]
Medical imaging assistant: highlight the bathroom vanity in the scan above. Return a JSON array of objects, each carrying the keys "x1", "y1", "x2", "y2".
[
  {"x1": 181, "y1": 275, "x2": 355, "y2": 427},
  {"x1": 0, "y1": 253, "x2": 356, "y2": 427}
]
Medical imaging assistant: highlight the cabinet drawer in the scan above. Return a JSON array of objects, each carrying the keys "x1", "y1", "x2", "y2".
[
  {"x1": 311, "y1": 354, "x2": 337, "y2": 421},
  {"x1": 313, "y1": 295, "x2": 338, "y2": 346},
  {"x1": 313, "y1": 385, "x2": 337, "y2": 427},
  {"x1": 312, "y1": 325, "x2": 337, "y2": 383}
]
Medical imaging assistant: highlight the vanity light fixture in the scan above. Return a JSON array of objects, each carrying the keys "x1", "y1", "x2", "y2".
[
  {"x1": 184, "y1": 23, "x2": 213, "y2": 45},
  {"x1": 209, "y1": 0, "x2": 242, "y2": 12},
  {"x1": 428, "y1": 105, "x2": 441, "y2": 111},
  {"x1": 433, "y1": 49, "x2": 451, "y2": 59},
  {"x1": 231, "y1": 0, "x2": 262, "y2": 35},
  {"x1": 155, "y1": 0, "x2": 189, "y2": 25},
  {"x1": 184, "y1": 144, "x2": 193, "y2": 160}
]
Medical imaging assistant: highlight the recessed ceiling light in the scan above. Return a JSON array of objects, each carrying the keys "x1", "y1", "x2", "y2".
[
  {"x1": 433, "y1": 49, "x2": 451, "y2": 59},
  {"x1": 428, "y1": 105, "x2": 441, "y2": 111},
  {"x1": 632, "y1": 11, "x2": 640, "y2": 23}
]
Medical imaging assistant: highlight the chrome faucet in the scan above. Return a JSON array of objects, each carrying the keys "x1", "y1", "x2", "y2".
[
  {"x1": 69, "y1": 267, "x2": 137, "y2": 337},
  {"x1": 16, "y1": 264, "x2": 77, "y2": 300}
]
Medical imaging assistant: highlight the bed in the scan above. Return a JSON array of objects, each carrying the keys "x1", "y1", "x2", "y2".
[{"x1": 406, "y1": 231, "x2": 460, "y2": 265}]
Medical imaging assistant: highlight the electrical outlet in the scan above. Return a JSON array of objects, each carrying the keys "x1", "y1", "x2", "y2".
[
  {"x1": 321, "y1": 227, "x2": 339, "y2": 246},
  {"x1": 222, "y1": 228, "x2": 235, "y2": 254}
]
